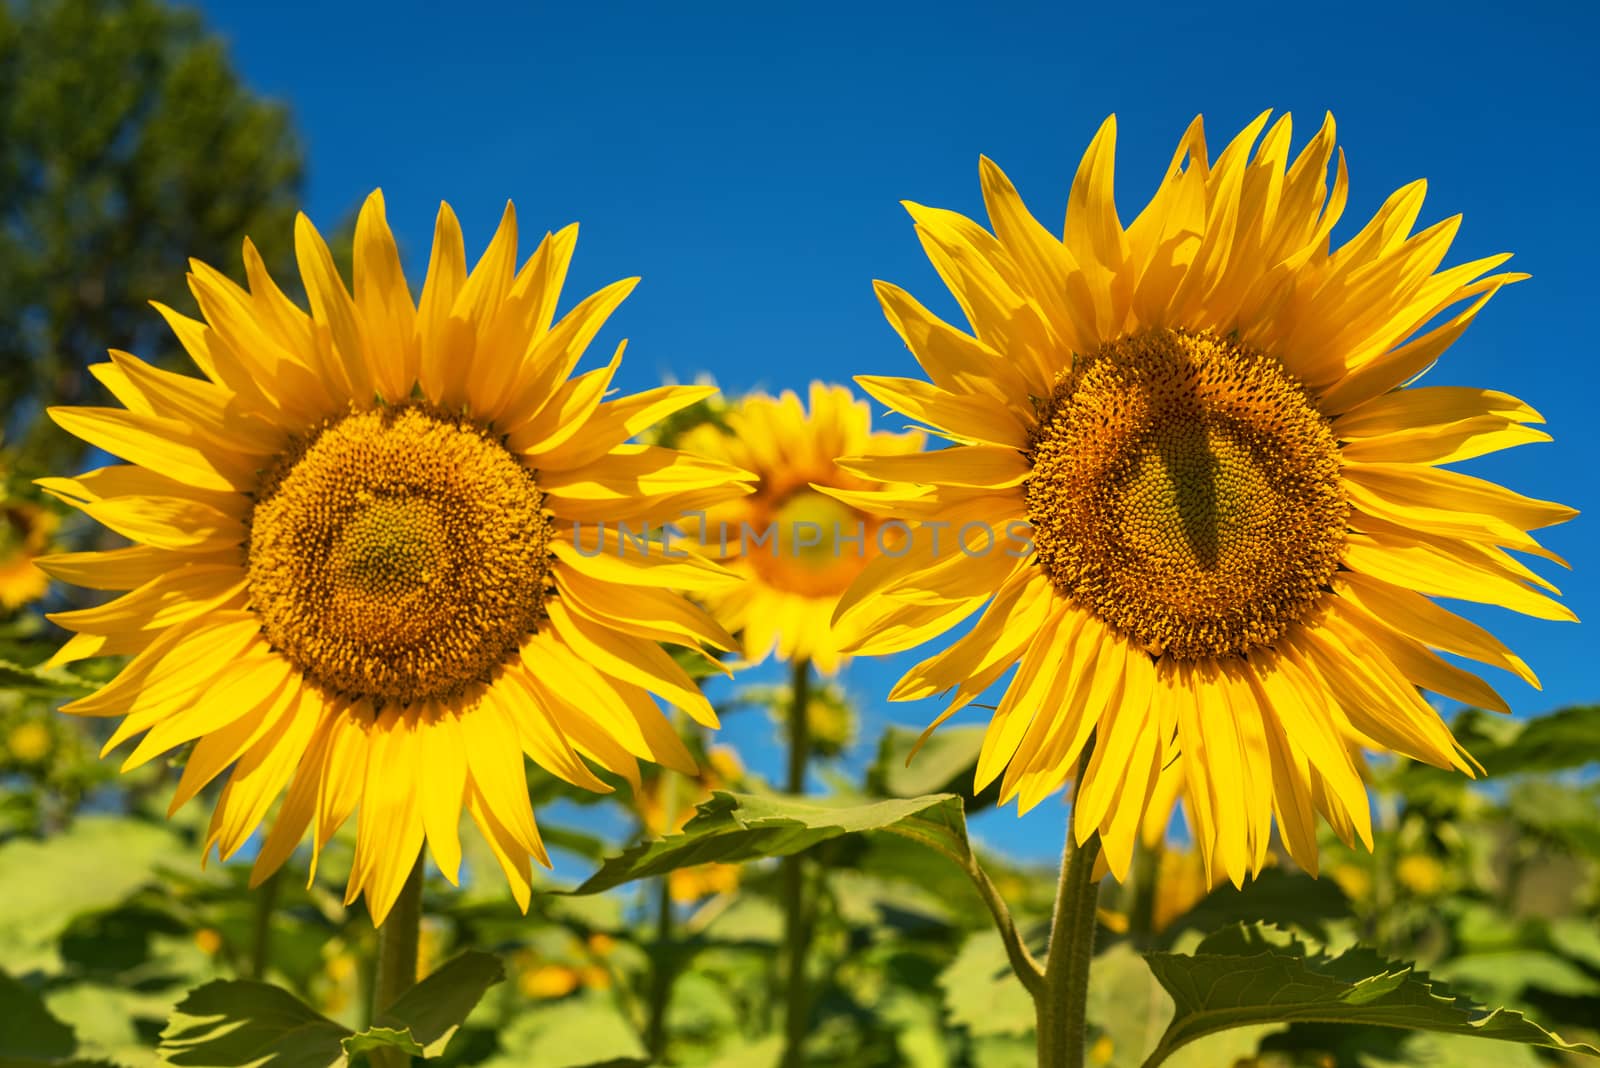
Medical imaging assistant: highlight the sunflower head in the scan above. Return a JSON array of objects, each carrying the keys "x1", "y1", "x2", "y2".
[
  {"x1": 681, "y1": 381, "x2": 924, "y2": 673},
  {"x1": 38, "y1": 191, "x2": 755, "y2": 921},
  {"x1": 0, "y1": 475, "x2": 59, "y2": 612},
  {"x1": 836, "y1": 113, "x2": 1575, "y2": 886}
]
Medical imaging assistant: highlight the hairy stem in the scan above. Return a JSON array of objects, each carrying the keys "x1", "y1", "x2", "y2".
[
  {"x1": 1036, "y1": 799, "x2": 1102, "y2": 1067},
  {"x1": 369, "y1": 855, "x2": 425, "y2": 1068}
]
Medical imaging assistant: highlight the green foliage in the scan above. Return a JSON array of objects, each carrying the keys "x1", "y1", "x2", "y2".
[
  {"x1": 570, "y1": 791, "x2": 974, "y2": 895},
  {"x1": 1140, "y1": 924, "x2": 1600, "y2": 1066},
  {"x1": 159, "y1": 980, "x2": 349, "y2": 1068},
  {"x1": 0, "y1": 969, "x2": 77, "y2": 1061},
  {"x1": 159, "y1": 952, "x2": 503, "y2": 1067},
  {"x1": 369, "y1": 951, "x2": 506, "y2": 1057},
  {"x1": 0, "y1": 660, "x2": 95, "y2": 698},
  {"x1": 0, "y1": 816, "x2": 182, "y2": 973}
]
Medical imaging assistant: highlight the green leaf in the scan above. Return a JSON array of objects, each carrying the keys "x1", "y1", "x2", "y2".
[
  {"x1": 1437, "y1": 949, "x2": 1600, "y2": 1002},
  {"x1": 937, "y1": 932, "x2": 1034, "y2": 1039},
  {"x1": 570, "y1": 791, "x2": 971, "y2": 895},
  {"x1": 479, "y1": 994, "x2": 647, "y2": 1068},
  {"x1": 158, "y1": 980, "x2": 349, "y2": 1068},
  {"x1": 867, "y1": 725, "x2": 994, "y2": 811},
  {"x1": 339, "y1": 1028, "x2": 425, "y2": 1061},
  {"x1": 1088, "y1": 943, "x2": 1283, "y2": 1068},
  {"x1": 373, "y1": 951, "x2": 505, "y2": 1057},
  {"x1": 0, "y1": 659, "x2": 95, "y2": 698},
  {"x1": 1476, "y1": 705, "x2": 1600, "y2": 775},
  {"x1": 0, "y1": 817, "x2": 182, "y2": 973},
  {"x1": 1140, "y1": 924, "x2": 1600, "y2": 1067},
  {"x1": 0, "y1": 971, "x2": 77, "y2": 1060}
]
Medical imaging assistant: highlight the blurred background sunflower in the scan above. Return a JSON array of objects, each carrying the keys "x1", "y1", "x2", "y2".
[{"x1": 681, "y1": 381, "x2": 924, "y2": 675}]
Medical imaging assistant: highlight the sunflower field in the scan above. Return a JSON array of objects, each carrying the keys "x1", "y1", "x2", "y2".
[{"x1": 2, "y1": 1, "x2": 1597, "y2": 1066}]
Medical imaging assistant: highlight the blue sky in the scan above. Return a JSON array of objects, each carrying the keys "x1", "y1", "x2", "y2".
[{"x1": 196, "y1": 0, "x2": 1597, "y2": 862}]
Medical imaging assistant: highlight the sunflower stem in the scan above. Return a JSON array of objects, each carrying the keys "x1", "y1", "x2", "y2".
[
  {"x1": 646, "y1": 708, "x2": 685, "y2": 1061},
  {"x1": 248, "y1": 868, "x2": 281, "y2": 980},
  {"x1": 779, "y1": 657, "x2": 813, "y2": 1068},
  {"x1": 645, "y1": 875, "x2": 675, "y2": 1059},
  {"x1": 1036, "y1": 812, "x2": 1102, "y2": 1068},
  {"x1": 370, "y1": 854, "x2": 425, "y2": 1068}
]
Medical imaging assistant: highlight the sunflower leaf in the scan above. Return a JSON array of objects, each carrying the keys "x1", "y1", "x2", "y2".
[
  {"x1": 0, "y1": 969, "x2": 78, "y2": 1061},
  {"x1": 339, "y1": 1028, "x2": 426, "y2": 1060},
  {"x1": 370, "y1": 950, "x2": 506, "y2": 1058},
  {"x1": 1138, "y1": 924, "x2": 1600, "y2": 1067},
  {"x1": 866, "y1": 724, "x2": 996, "y2": 812},
  {"x1": 0, "y1": 659, "x2": 96, "y2": 698},
  {"x1": 569, "y1": 791, "x2": 971, "y2": 895},
  {"x1": 1476, "y1": 705, "x2": 1600, "y2": 775},
  {"x1": 158, "y1": 979, "x2": 349, "y2": 1067}
]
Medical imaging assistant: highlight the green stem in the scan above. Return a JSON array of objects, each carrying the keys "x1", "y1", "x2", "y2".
[
  {"x1": 645, "y1": 875, "x2": 674, "y2": 1059},
  {"x1": 646, "y1": 706, "x2": 689, "y2": 1059},
  {"x1": 779, "y1": 658, "x2": 812, "y2": 1068},
  {"x1": 369, "y1": 855, "x2": 425, "y2": 1068},
  {"x1": 1035, "y1": 815, "x2": 1102, "y2": 1068},
  {"x1": 248, "y1": 868, "x2": 282, "y2": 980}
]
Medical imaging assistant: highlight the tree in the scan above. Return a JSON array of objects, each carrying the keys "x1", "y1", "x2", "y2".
[{"x1": 0, "y1": 0, "x2": 305, "y2": 472}]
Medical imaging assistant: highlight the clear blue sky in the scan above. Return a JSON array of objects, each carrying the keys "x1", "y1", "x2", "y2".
[{"x1": 196, "y1": 0, "x2": 1598, "y2": 862}]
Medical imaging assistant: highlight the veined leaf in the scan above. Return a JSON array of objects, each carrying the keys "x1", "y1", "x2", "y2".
[
  {"x1": 159, "y1": 980, "x2": 348, "y2": 1068},
  {"x1": 570, "y1": 792, "x2": 971, "y2": 895},
  {"x1": 161, "y1": 954, "x2": 503, "y2": 1066},
  {"x1": 1139, "y1": 925, "x2": 1600, "y2": 1067}
]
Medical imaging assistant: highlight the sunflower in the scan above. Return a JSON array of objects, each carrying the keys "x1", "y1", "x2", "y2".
[
  {"x1": 681, "y1": 382, "x2": 923, "y2": 673},
  {"x1": 1, "y1": 497, "x2": 57, "y2": 612},
  {"x1": 832, "y1": 113, "x2": 1575, "y2": 885},
  {"x1": 37, "y1": 191, "x2": 754, "y2": 921}
]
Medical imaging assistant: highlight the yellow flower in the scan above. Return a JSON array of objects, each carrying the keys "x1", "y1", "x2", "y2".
[
  {"x1": 6, "y1": 721, "x2": 53, "y2": 764},
  {"x1": 835, "y1": 113, "x2": 1573, "y2": 886},
  {"x1": 1329, "y1": 862, "x2": 1372, "y2": 903},
  {"x1": 1150, "y1": 846, "x2": 1220, "y2": 934},
  {"x1": 668, "y1": 861, "x2": 741, "y2": 903},
  {"x1": 0, "y1": 499, "x2": 57, "y2": 612},
  {"x1": 519, "y1": 963, "x2": 581, "y2": 1000},
  {"x1": 37, "y1": 192, "x2": 753, "y2": 922},
  {"x1": 1395, "y1": 853, "x2": 1446, "y2": 896},
  {"x1": 682, "y1": 382, "x2": 923, "y2": 673},
  {"x1": 193, "y1": 927, "x2": 224, "y2": 956}
]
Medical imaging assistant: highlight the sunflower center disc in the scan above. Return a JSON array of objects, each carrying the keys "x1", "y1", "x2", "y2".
[
  {"x1": 247, "y1": 404, "x2": 552, "y2": 703},
  {"x1": 1025, "y1": 328, "x2": 1347, "y2": 660}
]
